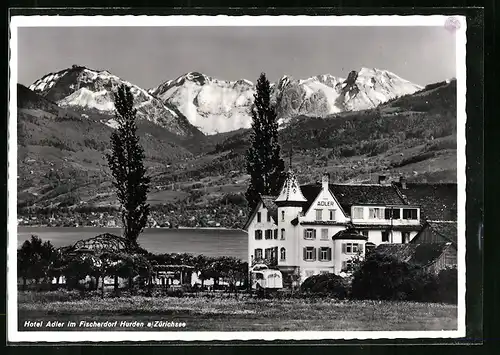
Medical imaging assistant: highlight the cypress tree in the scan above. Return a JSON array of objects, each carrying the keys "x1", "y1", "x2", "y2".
[
  {"x1": 245, "y1": 73, "x2": 286, "y2": 209},
  {"x1": 106, "y1": 84, "x2": 150, "y2": 251}
]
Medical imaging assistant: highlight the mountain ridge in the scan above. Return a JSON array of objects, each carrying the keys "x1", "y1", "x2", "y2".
[
  {"x1": 148, "y1": 67, "x2": 422, "y2": 134},
  {"x1": 29, "y1": 65, "x2": 204, "y2": 138}
]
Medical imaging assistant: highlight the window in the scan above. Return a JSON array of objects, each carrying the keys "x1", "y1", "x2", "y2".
[
  {"x1": 265, "y1": 248, "x2": 271, "y2": 259},
  {"x1": 369, "y1": 208, "x2": 383, "y2": 219},
  {"x1": 403, "y1": 208, "x2": 418, "y2": 220},
  {"x1": 361, "y1": 230, "x2": 369, "y2": 238},
  {"x1": 384, "y1": 208, "x2": 401, "y2": 219},
  {"x1": 280, "y1": 247, "x2": 286, "y2": 261},
  {"x1": 315, "y1": 209, "x2": 323, "y2": 221},
  {"x1": 352, "y1": 207, "x2": 364, "y2": 219},
  {"x1": 265, "y1": 229, "x2": 273, "y2": 240},
  {"x1": 303, "y1": 247, "x2": 316, "y2": 261},
  {"x1": 329, "y1": 209, "x2": 336, "y2": 220},
  {"x1": 402, "y1": 232, "x2": 410, "y2": 244},
  {"x1": 257, "y1": 212, "x2": 261, "y2": 223},
  {"x1": 267, "y1": 213, "x2": 271, "y2": 222},
  {"x1": 254, "y1": 248, "x2": 262, "y2": 259},
  {"x1": 273, "y1": 229, "x2": 278, "y2": 239},
  {"x1": 342, "y1": 243, "x2": 362, "y2": 255},
  {"x1": 320, "y1": 271, "x2": 329, "y2": 275},
  {"x1": 342, "y1": 259, "x2": 354, "y2": 272},
  {"x1": 281, "y1": 211, "x2": 285, "y2": 221},
  {"x1": 321, "y1": 228, "x2": 329, "y2": 240},
  {"x1": 304, "y1": 229, "x2": 316, "y2": 240},
  {"x1": 254, "y1": 230, "x2": 262, "y2": 240},
  {"x1": 280, "y1": 228, "x2": 285, "y2": 240},
  {"x1": 382, "y1": 231, "x2": 390, "y2": 242},
  {"x1": 319, "y1": 247, "x2": 332, "y2": 261}
]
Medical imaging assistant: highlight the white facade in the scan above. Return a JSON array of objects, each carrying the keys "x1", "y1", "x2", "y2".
[{"x1": 246, "y1": 172, "x2": 422, "y2": 285}]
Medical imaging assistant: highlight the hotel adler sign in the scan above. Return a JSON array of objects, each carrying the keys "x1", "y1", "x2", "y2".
[{"x1": 317, "y1": 200, "x2": 335, "y2": 207}]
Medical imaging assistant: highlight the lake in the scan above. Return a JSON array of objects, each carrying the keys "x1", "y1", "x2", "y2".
[{"x1": 17, "y1": 227, "x2": 248, "y2": 261}]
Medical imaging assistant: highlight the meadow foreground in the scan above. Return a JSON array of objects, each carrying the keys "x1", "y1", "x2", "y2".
[{"x1": 18, "y1": 291, "x2": 457, "y2": 332}]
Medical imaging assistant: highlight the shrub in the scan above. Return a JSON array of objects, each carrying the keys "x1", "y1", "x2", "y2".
[
  {"x1": 437, "y1": 266, "x2": 458, "y2": 304},
  {"x1": 300, "y1": 273, "x2": 349, "y2": 299},
  {"x1": 351, "y1": 253, "x2": 447, "y2": 302},
  {"x1": 221, "y1": 193, "x2": 248, "y2": 207},
  {"x1": 18, "y1": 235, "x2": 57, "y2": 287}
]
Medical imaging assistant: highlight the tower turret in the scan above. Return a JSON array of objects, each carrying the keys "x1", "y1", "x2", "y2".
[{"x1": 275, "y1": 169, "x2": 307, "y2": 207}]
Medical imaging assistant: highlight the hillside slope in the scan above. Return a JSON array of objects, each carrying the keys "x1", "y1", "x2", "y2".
[
  {"x1": 17, "y1": 84, "x2": 194, "y2": 208},
  {"x1": 17, "y1": 79, "x2": 457, "y2": 221}
]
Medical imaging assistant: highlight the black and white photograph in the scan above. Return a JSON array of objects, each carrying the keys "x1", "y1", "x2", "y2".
[{"x1": 8, "y1": 15, "x2": 467, "y2": 342}]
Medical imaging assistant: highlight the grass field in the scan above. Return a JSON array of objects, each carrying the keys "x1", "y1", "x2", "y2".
[{"x1": 18, "y1": 292, "x2": 457, "y2": 332}]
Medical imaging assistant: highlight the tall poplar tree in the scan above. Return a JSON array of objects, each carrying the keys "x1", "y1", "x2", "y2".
[
  {"x1": 245, "y1": 73, "x2": 286, "y2": 209},
  {"x1": 106, "y1": 84, "x2": 150, "y2": 251}
]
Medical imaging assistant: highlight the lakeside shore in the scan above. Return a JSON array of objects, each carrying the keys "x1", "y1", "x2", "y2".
[{"x1": 18, "y1": 225, "x2": 243, "y2": 232}]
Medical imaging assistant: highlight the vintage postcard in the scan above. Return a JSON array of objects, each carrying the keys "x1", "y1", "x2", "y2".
[{"x1": 8, "y1": 14, "x2": 467, "y2": 342}]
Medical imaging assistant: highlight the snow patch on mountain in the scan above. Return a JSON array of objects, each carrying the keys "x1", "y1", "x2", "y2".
[
  {"x1": 59, "y1": 88, "x2": 114, "y2": 112},
  {"x1": 149, "y1": 72, "x2": 255, "y2": 135},
  {"x1": 29, "y1": 66, "x2": 197, "y2": 137},
  {"x1": 149, "y1": 68, "x2": 421, "y2": 134}
]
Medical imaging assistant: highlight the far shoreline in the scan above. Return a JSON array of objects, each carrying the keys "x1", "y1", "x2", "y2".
[{"x1": 17, "y1": 225, "x2": 245, "y2": 232}]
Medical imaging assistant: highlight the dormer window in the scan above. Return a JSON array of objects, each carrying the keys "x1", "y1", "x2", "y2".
[
  {"x1": 403, "y1": 208, "x2": 418, "y2": 220},
  {"x1": 352, "y1": 207, "x2": 363, "y2": 219},
  {"x1": 368, "y1": 208, "x2": 383, "y2": 219},
  {"x1": 385, "y1": 208, "x2": 401, "y2": 219}
]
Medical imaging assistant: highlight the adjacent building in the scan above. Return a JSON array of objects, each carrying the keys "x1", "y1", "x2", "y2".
[{"x1": 244, "y1": 170, "x2": 457, "y2": 285}]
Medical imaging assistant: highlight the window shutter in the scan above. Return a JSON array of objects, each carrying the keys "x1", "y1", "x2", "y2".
[
  {"x1": 342, "y1": 261, "x2": 347, "y2": 270},
  {"x1": 313, "y1": 229, "x2": 317, "y2": 239},
  {"x1": 303, "y1": 230, "x2": 307, "y2": 239},
  {"x1": 303, "y1": 248, "x2": 307, "y2": 261},
  {"x1": 312, "y1": 248, "x2": 317, "y2": 261},
  {"x1": 328, "y1": 248, "x2": 332, "y2": 261},
  {"x1": 359, "y1": 243, "x2": 364, "y2": 253},
  {"x1": 342, "y1": 243, "x2": 346, "y2": 253}
]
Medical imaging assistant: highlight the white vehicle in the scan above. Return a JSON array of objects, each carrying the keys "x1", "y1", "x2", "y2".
[{"x1": 250, "y1": 264, "x2": 283, "y2": 290}]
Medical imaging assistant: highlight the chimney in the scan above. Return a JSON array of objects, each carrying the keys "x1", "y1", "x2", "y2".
[
  {"x1": 322, "y1": 173, "x2": 330, "y2": 190},
  {"x1": 399, "y1": 176, "x2": 407, "y2": 189},
  {"x1": 378, "y1": 175, "x2": 387, "y2": 185}
]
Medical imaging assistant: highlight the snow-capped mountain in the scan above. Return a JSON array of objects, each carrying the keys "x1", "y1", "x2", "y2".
[
  {"x1": 29, "y1": 65, "x2": 199, "y2": 137},
  {"x1": 28, "y1": 66, "x2": 422, "y2": 137},
  {"x1": 273, "y1": 68, "x2": 422, "y2": 125},
  {"x1": 150, "y1": 68, "x2": 422, "y2": 135},
  {"x1": 148, "y1": 72, "x2": 255, "y2": 135}
]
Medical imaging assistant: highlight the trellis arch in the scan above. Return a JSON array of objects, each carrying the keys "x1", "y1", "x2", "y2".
[{"x1": 72, "y1": 233, "x2": 128, "y2": 253}]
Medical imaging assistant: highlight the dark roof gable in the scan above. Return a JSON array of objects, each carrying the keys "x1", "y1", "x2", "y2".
[
  {"x1": 394, "y1": 182, "x2": 457, "y2": 221},
  {"x1": 300, "y1": 183, "x2": 407, "y2": 216}
]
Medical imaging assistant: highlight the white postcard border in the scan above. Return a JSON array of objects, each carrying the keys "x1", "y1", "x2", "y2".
[{"x1": 8, "y1": 14, "x2": 467, "y2": 343}]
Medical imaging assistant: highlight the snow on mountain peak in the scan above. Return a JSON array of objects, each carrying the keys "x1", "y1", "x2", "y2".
[
  {"x1": 29, "y1": 65, "x2": 423, "y2": 136},
  {"x1": 148, "y1": 68, "x2": 421, "y2": 135},
  {"x1": 29, "y1": 65, "x2": 198, "y2": 137}
]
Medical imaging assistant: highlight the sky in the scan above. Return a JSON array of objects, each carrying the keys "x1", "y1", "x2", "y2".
[{"x1": 17, "y1": 26, "x2": 456, "y2": 89}]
